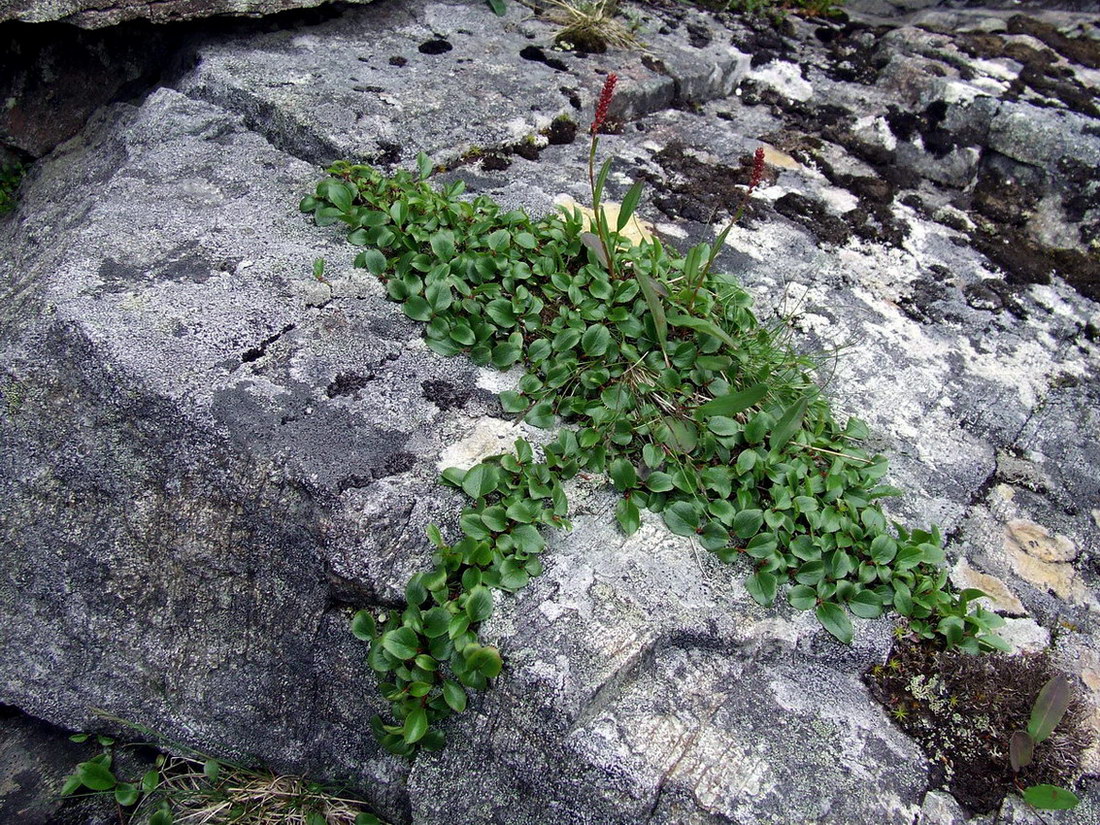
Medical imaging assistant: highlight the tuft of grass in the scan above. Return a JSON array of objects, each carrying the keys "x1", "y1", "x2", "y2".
[
  {"x1": 536, "y1": 0, "x2": 643, "y2": 53},
  {"x1": 141, "y1": 755, "x2": 383, "y2": 825}
]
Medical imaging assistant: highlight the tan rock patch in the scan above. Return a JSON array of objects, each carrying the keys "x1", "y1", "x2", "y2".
[
  {"x1": 1003, "y1": 520, "x2": 1096, "y2": 609},
  {"x1": 950, "y1": 558, "x2": 1026, "y2": 615},
  {"x1": 1006, "y1": 519, "x2": 1078, "y2": 562}
]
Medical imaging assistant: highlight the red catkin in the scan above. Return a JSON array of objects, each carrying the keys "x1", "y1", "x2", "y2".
[{"x1": 590, "y1": 73, "x2": 619, "y2": 135}]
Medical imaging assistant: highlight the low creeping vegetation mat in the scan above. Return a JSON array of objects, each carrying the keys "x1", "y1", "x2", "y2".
[{"x1": 300, "y1": 76, "x2": 1007, "y2": 756}]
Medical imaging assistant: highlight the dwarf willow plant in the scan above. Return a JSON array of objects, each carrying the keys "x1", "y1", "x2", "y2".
[{"x1": 300, "y1": 96, "x2": 1004, "y2": 754}]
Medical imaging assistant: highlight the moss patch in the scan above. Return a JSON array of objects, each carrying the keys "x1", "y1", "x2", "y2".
[{"x1": 867, "y1": 641, "x2": 1093, "y2": 814}]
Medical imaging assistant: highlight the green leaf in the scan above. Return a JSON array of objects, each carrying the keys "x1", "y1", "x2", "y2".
[
  {"x1": 635, "y1": 268, "x2": 667, "y2": 353},
  {"x1": 609, "y1": 459, "x2": 637, "y2": 492},
  {"x1": 141, "y1": 770, "x2": 159, "y2": 793},
  {"x1": 581, "y1": 324, "x2": 612, "y2": 357},
  {"x1": 847, "y1": 589, "x2": 883, "y2": 619},
  {"x1": 815, "y1": 602, "x2": 853, "y2": 644},
  {"x1": 203, "y1": 760, "x2": 220, "y2": 782},
  {"x1": 938, "y1": 616, "x2": 965, "y2": 647},
  {"x1": 417, "y1": 152, "x2": 434, "y2": 181},
  {"x1": 77, "y1": 760, "x2": 117, "y2": 791},
  {"x1": 466, "y1": 644, "x2": 503, "y2": 678},
  {"x1": 746, "y1": 572, "x2": 777, "y2": 606},
  {"x1": 421, "y1": 606, "x2": 451, "y2": 638},
  {"x1": 403, "y1": 707, "x2": 428, "y2": 744},
  {"x1": 665, "y1": 313, "x2": 738, "y2": 350},
  {"x1": 360, "y1": 249, "x2": 387, "y2": 276},
  {"x1": 663, "y1": 502, "x2": 700, "y2": 537},
  {"x1": 731, "y1": 509, "x2": 763, "y2": 540},
  {"x1": 466, "y1": 585, "x2": 494, "y2": 623},
  {"x1": 869, "y1": 535, "x2": 897, "y2": 565},
  {"x1": 481, "y1": 505, "x2": 509, "y2": 532},
  {"x1": 525, "y1": 401, "x2": 555, "y2": 429},
  {"x1": 1010, "y1": 731, "x2": 1035, "y2": 772},
  {"x1": 1021, "y1": 784, "x2": 1079, "y2": 810},
  {"x1": 1027, "y1": 675, "x2": 1072, "y2": 744},
  {"x1": 351, "y1": 610, "x2": 377, "y2": 641},
  {"x1": 593, "y1": 157, "x2": 613, "y2": 209},
  {"x1": 60, "y1": 773, "x2": 82, "y2": 796},
  {"x1": 149, "y1": 804, "x2": 174, "y2": 825},
  {"x1": 381, "y1": 627, "x2": 419, "y2": 660},
  {"x1": 403, "y1": 295, "x2": 432, "y2": 322},
  {"x1": 462, "y1": 464, "x2": 500, "y2": 500},
  {"x1": 788, "y1": 585, "x2": 817, "y2": 611},
  {"x1": 697, "y1": 384, "x2": 767, "y2": 418},
  {"x1": 429, "y1": 231, "x2": 455, "y2": 259},
  {"x1": 735, "y1": 449, "x2": 757, "y2": 475},
  {"x1": 616, "y1": 497, "x2": 640, "y2": 535},
  {"x1": 511, "y1": 524, "x2": 545, "y2": 554},
  {"x1": 708, "y1": 416, "x2": 741, "y2": 437},
  {"x1": 770, "y1": 395, "x2": 810, "y2": 450},
  {"x1": 617, "y1": 181, "x2": 645, "y2": 230},
  {"x1": 443, "y1": 679, "x2": 468, "y2": 713}
]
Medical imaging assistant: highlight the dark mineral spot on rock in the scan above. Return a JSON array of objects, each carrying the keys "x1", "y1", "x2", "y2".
[
  {"x1": 382, "y1": 451, "x2": 416, "y2": 476},
  {"x1": 975, "y1": 229, "x2": 1100, "y2": 303},
  {"x1": 421, "y1": 379, "x2": 471, "y2": 410},
  {"x1": 481, "y1": 154, "x2": 510, "y2": 171},
  {"x1": 544, "y1": 116, "x2": 577, "y2": 145},
  {"x1": 326, "y1": 372, "x2": 373, "y2": 398},
  {"x1": 388, "y1": 56, "x2": 407, "y2": 67},
  {"x1": 647, "y1": 141, "x2": 767, "y2": 224},
  {"x1": 1006, "y1": 14, "x2": 1100, "y2": 71},
  {"x1": 372, "y1": 140, "x2": 402, "y2": 165},
  {"x1": 774, "y1": 192, "x2": 850, "y2": 246},
  {"x1": 686, "y1": 23, "x2": 710, "y2": 49},
  {"x1": 418, "y1": 39, "x2": 453, "y2": 55},
  {"x1": 240, "y1": 323, "x2": 295, "y2": 364},
  {"x1": 519, "y1": 46, "x2": 568, "y2": 72}
]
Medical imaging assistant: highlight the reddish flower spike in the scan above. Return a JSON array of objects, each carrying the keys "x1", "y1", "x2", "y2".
[
  {"x1": 748, "y1": 146, "x2": 766, "y2": 192},
  {"x1": 591, "y1": 73, "x2": 619, "y2": 135}
]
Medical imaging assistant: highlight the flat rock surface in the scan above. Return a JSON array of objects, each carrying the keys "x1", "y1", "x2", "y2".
[
  {"x1": 0, "y1": 0, "x2": 375, "y2": 28},
  {"x1": 1, "y1": 1, "x2": 1098, "y2": 823}
]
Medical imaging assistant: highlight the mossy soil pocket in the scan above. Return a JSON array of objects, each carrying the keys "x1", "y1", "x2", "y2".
[{"x1": 867, "y1": 640, "x2": 1092, "y2": 814}]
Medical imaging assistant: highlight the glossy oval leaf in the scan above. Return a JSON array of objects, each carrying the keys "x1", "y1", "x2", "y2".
[
  {"x1": 1027, "y1": 675, "x2": 1072, "y2": 744},
  {"x1": 1021, "y1": 784, "x2": 1079, "y2": 811},
  {"x1": 815, "y1": 602, "x2": 853, "y2": 645},
  {"x1": 1009, "y1": 730, "x2": 1035, "y2": 772},
  {"x1": 465, "y1": 585, "x2": 494, "y2": 623}
]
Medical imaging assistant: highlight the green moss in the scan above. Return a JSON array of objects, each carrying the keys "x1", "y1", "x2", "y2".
[{"x1": 0, "y1": 161, "x2": 25, "y2": 216}]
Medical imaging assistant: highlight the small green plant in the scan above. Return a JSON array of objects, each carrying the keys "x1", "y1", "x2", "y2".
[
  {"x1": 728, "y1": 0, "x2": 844, "y2": 18},
  {"x1": 0, "y1": 161, "x2": 26, "y2": 216},
  {"x1": 1010, "y1": 675, "x2": 1081, "y2": 812},
  {"x1": 61, "y1": 725, "x2": 384, "y2": 825},
  {"x1": 301, "y1": 73, "x2": 1004, "y2": 755}
]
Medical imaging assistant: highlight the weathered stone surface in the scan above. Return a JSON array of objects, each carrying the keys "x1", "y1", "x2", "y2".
[
  {"x1": 2, "y1": 1, "x2": 1099, "y2": 823},
  {"x1": 0, "y1": 0, "x2": 373, "y2": 28}
]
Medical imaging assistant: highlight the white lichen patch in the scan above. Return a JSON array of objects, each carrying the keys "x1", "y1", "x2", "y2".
[
  {"x1": 436, "y1": 416, "x2": 525, "y2": 471},
  {"x1": 748, "y1": 60, "x2": 813, "y2": 102},
  {"x1": 475, "y1": 365, "x2": 521, "y2": 394}
]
